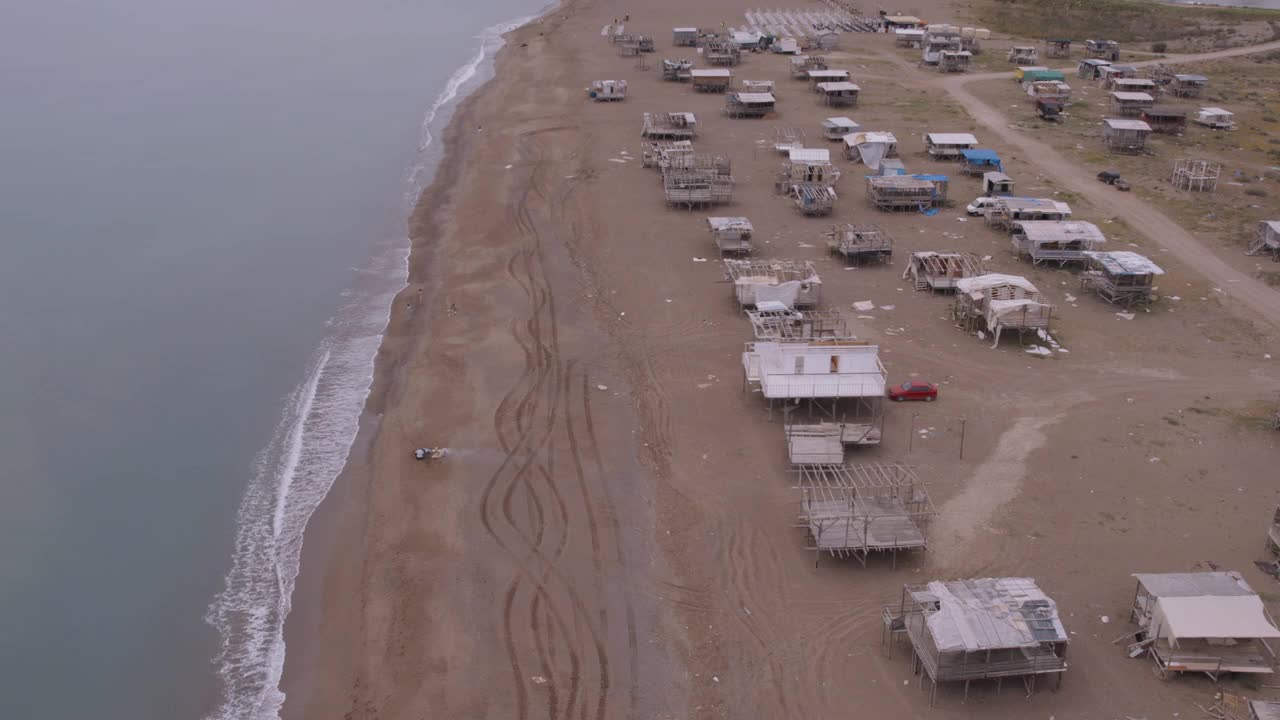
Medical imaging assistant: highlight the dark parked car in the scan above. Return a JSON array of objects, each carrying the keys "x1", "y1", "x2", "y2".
[{"x1": 887, "y1": 380, "x2": 938, "y2": 401}]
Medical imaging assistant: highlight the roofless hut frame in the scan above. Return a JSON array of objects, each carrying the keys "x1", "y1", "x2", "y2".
[
  {"x1": 883, "y1": 578, "x2": 1069, "y2": 705},
  {"x1": 663, "y1": 171, "x2": 734, "y2": 208},
  {"x1": 790, "y1": 183, "x2": 838, "y2": 215},
  {"x1": 791, "y1": 54, "x2": 829, "y2": 79},
  {"x1": 1080, "y1": 251, "x2": 1163, "y2": 307},
  {"x1": 902, "y1": 252, "x2": 985, "y2": 292},
  {"x1": 1171, "y1": 159, "x2": 1220, "y2": 192},
  {"x1": 641, "y1": 112, "x2": 697, "y2": 140},
  {"x1": 661, "y1": 58, "x2": 694, "y2": 82},
  {"x1": 826, "y1": 223, "x2": 894, "y2": 264},
  {"x1": 746, "y1": 307, "x2": 850, "y2": 342},
  {"x1": 795, "y1": 463, "x2": 934, "y2": 566}
]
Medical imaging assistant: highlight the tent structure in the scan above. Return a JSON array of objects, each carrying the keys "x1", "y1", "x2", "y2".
[
  {"x1": 959, "y1": 149, "x2": 1002, "y2": 176},
  {"x1": 843, "y1": 131, "x2": 898, "y2": 169}
]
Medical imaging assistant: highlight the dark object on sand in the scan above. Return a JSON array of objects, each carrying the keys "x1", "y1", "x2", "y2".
[{"x1": 414, "y1": 447, "x2": 448, "y2": 461}]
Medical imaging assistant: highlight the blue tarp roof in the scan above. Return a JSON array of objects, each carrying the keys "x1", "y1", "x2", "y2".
[
  {"x1": 911, "y1": 174, "x2": 948, "y2": 182},
  {"x1": 961, "y1": 149, "x2": 1002, "y2": 165}
]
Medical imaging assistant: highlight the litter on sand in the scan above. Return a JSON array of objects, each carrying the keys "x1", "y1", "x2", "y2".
[
  {"x1": 609, "y1": 158, "x2": 628, "y2": 164},
  {"x1": 1064, "y1": 294, "x2": 1077, "y2": 302},
  {"x1": 853, "y1": 300, "x2": 875, "y2": 311},
  {"x1": 692, "y1": 257, "x2": 708, "y2": 262},
  {"x1": 1116, "y1": 312, "x2": 1135, "y2": 320},
  {"x1": 596, "y1": 384, "x2": 609, "y2": 391},
  {"x1": 879, "y1": 305, "x2": 895, "y2": 311},
  {"x1": 1025, "y1": 345, "x2": 1052, "y2": 356}
]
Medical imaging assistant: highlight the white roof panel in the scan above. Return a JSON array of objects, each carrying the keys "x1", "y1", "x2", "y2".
[
  {"x1": 808, "y1": 69, "x2": 849, "y2": 79},
  {"x1": 823, "y1": 116, "x2": 858, "y2": 128},
  {"x1": 691, "y1": 69, "x2": 732, "y2": 78},
  {"x1": 1155, "y1": 595, "x2": 1280, "y2": 641},
  {"x1": 1112, "y1": 91, "x2": 1154, "y2": 101},
  {"x1": 733, "y1": 92, "x2": 775, "y2": 103},
  {"x1": 673, "y1": 27, "x2": 698, "y2": 32},
  {"x1": 926, "y1": 133, "x2": 979, "y2": 145},
  {"x1": 956, "y1": 274, "x2": 1038, "y2": 295},
  {"x1": 1104, "y1": 118, "x2": 1151, "y2": 131},
  {"x1": 1200, "y1": 106, "x2": 1232, "y2": 115},
  {"x1": 1084, "y1": 250, "x2": 1162, "y2": 275},
  {"x1": 789, "y1": 148, "x2": 831, "y2": 164},
  {"x1": 817, "y1": 82, "x2": 860, "y2": 92}
]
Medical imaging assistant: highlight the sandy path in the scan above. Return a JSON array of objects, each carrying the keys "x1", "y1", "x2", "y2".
[{"x1": 893, "y1": 39, "x2": 1280, "y2": 327}]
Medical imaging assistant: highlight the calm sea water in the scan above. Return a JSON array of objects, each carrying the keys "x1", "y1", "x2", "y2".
[
  {"x1": 1163, "y1": 0, "x2": 1280, "y2": 8},
  {"x1": 0, "y1": 1, "x2": 544, "y2": 718}
]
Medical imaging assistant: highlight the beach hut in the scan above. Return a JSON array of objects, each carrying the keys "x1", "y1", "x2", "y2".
[
  {"x1": 1195, "y1": 107, "x2": 1236, "y2": 130},
  {"x1": 925, "y1": 133, "x2": 979, "y2": 160},
  {"x1": 883, "y1": 14, "x2": 925, "y2": 30},
  {"x1": 672, "y1": 27, "x2": 699, "y2": 47},
  {"x1": 902, "y1": 251, "x2": 985, "y2": 292},
  {"x1": 816, "y1": 81, "x2": 860, "y2": 107},
  {"x1": 922, "y1": 31, "x2": 962, "y2": 65},
  {"x1": 1045, "y1": 38, "x2": 1072, "y2": 58},
  {"x1": 724, "y1": 259, "x2": 822, "y2": 308},
  {"x1": 791, "y1": 55, "x2": 828, "y2": 79},
  {"x1": 706, "y1": 216, "x2": 754, "y2": 254},
  {"x1": 982, "y1": 171, "x2": 1015, "y2": 196},
  {"x1": 885, "y1": 578, "x2": 1068, "y2": 705},
  {"x1": 789, "y1": 183, "x2": 838, "y2": 216},
  {"x1": 1026, "y1": 81, "x2": 1072, "y2": 104},
  {"x1": 1097, "y1": 64, "x2": 1133, "y2": 86},
  {"x1": 1110, "y1": 91, "x2": 1154, "y2": 117},
  {"x1": 771, "y1": 38, "x2": 801, "y2": 55},
  {"x1": 1080, "y1": 251, "x2": 1163, "y2": 306},
  {"x1": 1248, "y1": 221, "x2": 1280, "y2": 260},
  {"x1": 704, "y1": 39, "x2": 741, "y2": 67},
  {"x1": 1103, "y1": 118, "x2": 1152, "y2": 154},
  {"x1": 1112, "y1": 77, "x2": 1155, "y2": 95},
  {"x1": 661, "y1": 58, "x2": 694, "y2": 82},
  {"x1": 1141, "y1": 106, "x2": 1187, "y2": 135},
  {"x1": 1008, "y1": 45, "x2": 1039, "y2": 64},
  {"x1": 640, "y1": 112, "x2": 697, "y2": 140},
  {"x1": 1129, "y1": 572, "x2": 1280, "y2": 679},
  {"x1": 866, "y1": 176, "x2": 937, "y2": 212},
  {"x1": 1078, "y1": 58, "x2": 1111, "y2": 79},
  {"x1": 1170, "y1": 74, "x2": 1208, "y2": 98},
  {"x1": 807, "y1": 69, "x2": 850, "y2": 90},
  {"x1": 985, "y1": 197, "x2": 1073, "y2": 229},
  {"x1": 826, "y1": 223, "x2": 894, "y2": 264},
  {"x1": 1011, "y1": 220, "x2": 1106, "y2": 266},
  {"x1": 959, "y1": 149, "x2": 1002, "y2": 176},
  {"x1": 822, "y1": 117, "x2": 859, "y2": 141},
  {"x1": 795, "y1": 464, "x2": 933, "y2": 565},
  {"x1": 895, "y1": 28, "x2": 926, "y2": 48},
  {"x1": 780, "y1": 148, "x2": 839, "y2": 187},
  {"x1": 741, "y1": 79, "x2": 774, "y2": 94},
  {"x1": 953, "y1": 274, "x2": 1052, "y2": 345},
  {"x1": 937, "y1": 50, "x2": 972, "y2": 73},
  {"x1": 724, "y1": 92, "x2": 775, "y2": 118},
  {"x1": 1086, "y1": 38, "x2": 1120, "y2": 61},
  {"x1": 663, "y1": 171, "x2": 734, "y2": 208},
  {"x1": 843, "y1": 131, "x2": 898, "y2": 168},
  {"x1": 690, "y1": 68, "x2": 732, "y2": 93},
  {"x1": 587, "y1": 80, "x2": 628, "y2": 102}
]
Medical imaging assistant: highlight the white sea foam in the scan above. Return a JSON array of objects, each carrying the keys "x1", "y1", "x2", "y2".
[{"x1": 203, "y1": 11, "x2": 538, "y2": 720}]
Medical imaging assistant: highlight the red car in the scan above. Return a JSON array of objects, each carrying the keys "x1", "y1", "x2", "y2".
[{"x1": 887, "y1": 380, "x2": 938, "y2": 402}]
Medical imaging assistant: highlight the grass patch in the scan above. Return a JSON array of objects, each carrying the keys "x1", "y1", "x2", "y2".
[
  {"x1": 1255, "y1": 271, "x2": 1280, "y2": 287},
  {"x1": 974, "y1": 0, "x2": 1279, "y2": 44}
]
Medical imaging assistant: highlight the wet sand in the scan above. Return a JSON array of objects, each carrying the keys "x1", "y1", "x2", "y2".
[{"x1": 287, "y1": 0, "x2": 1280, "y2": 717}]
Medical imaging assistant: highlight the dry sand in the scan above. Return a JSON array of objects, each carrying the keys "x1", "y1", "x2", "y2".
[{"x1": 285, "y1": 0, "x2": 1280, "y2": 718}]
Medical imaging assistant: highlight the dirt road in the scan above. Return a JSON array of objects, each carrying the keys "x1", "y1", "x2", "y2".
[{"x1": 902, "y1": 39, "x2": 1280, "y2": 326}]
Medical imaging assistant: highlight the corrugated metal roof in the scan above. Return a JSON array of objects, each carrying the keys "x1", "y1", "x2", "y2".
[
  {"x1": 920, "y1": 578, "x2": 1068, "y2": 652},
  {"x1": 844, "y1": 131, "x2": 897, "y2": 146},
  {"x1": 673, "y1": 27, "x2": 698, "y2": 32},
  {"x1": 1134, "y1": 571, "x2": 1255, "y2": 598},
  {"x1": 816, "y1": 82, "x2": 860, "y2": 92},
  {"x1": 1104, "y1": 118, "x2": 1151, "y2": 131},
  {"x1": 808, "y1": 69, "x2": 849, "y2": 78},
  {"x1": 926, "y1": 133, "x2": 978, "y2": 145},
  {"x1": 1015, "y1": 220, "x2": 1106, "y2": 245},
  {"x1": 733, "y1": 92, "x2": 775, "y2": 103},
  {"x1": 1112, "y1": 91, "x2": 1154, "y2": 101},
  {"x1": 956, "y1": 274, "x2": 1038, "y2": 294},
  {"x1": 823, "y1": 116, "x2": 858, "y2": 128},
  {"x1": 691, "y1": 69, "x2": 732, "y2": 77},
  {"x1": 1174, "y1": 74, "x2": 1208, "y2": 82},
  {"x1": 1199, "y1": 106, "x2": 1232, "y2": 115},
  {"x1": 707, "y1": 216, "x2": 753, "y2": 231},
  {"x1": 789, "y1": 148, "x2": 831, "y2": 164}
]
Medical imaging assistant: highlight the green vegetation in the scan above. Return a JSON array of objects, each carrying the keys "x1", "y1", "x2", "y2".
[{"x1": 974, "y1": 0, "x2": 1279, "y2": 44}]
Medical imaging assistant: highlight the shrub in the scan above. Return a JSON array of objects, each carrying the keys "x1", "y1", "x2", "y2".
[{"x1": 1152, "y1": 41, "x2": 1168, "y2": 52}]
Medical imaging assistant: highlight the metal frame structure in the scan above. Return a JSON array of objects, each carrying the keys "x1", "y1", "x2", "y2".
[
  {"x1": 866, "y1": 176, "x2": 937, "y2": 211},
  {"x1": 902, "y1": 251, "x2": 985, "y2": 292},
  {"x1": 1080, "y1": 251, "x2": 1164, "y2": 307},
  {"x1": 641, "y1": 112, "x2": 697, "y2": 140},
  {"x1": 794, "y1": 463, "x2": 933, "y2": 566},
  {"x1": 663, "y1": 171, "x2": 734, "y2": 208},
  {"x1": 1170, "y1": 158, "x2": 1221, "y2": 192},
  {"x1": 790, "y1": 182, "x2": 837, "y2": 215},
  {"x1": 826, "y1": 223, "x2": 894, "y2": 264}
]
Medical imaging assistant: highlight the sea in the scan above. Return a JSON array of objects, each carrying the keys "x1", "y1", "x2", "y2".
[{"x1": 0, "y1": 1, "x2": 547, "y2": 718}]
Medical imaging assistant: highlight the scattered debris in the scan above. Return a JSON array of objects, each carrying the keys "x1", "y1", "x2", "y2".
[{"x1": 1116, "y1": 312, "x2": 1135, "y2": 320}]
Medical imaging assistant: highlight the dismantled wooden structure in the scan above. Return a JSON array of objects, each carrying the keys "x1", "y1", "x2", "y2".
[
  {"x1": 703, "y1": 38, "x2": 741, "y2": 66},
  {"x1": 1129, "y1": 572, "x2": 1280, "y2": 680},
  {"x1": 885, "y1": 578, "x2": 1068, "y2": 705},
  {"x1": 925, "y1": 133, "x2": 979, "y2": 160},
  {"x1": 587, "y1": 80, "x2": 628, "y2": 102},
  {"x1": 866, "y1": 176, "x2": 938, "y2": 212},
  {"x1": 725, "y1": 259, "x2": 822, "y2": 309},
  {"x1": 1103, "y1": 118, "x2": 1152, "y2": 154},
  {"x1": 1080, "y1": 251, "x2": 1163, "y2": 306},
  {"x1": 1045, "y1": 38, "x2": 1071, "y2": 58},
  {"x1": 822, "y1": 116, "x2": 859, "y2": 140},
  {"x1": 937, "y1": 50, "x2": 972, "y2": 73},
  {"x1": 1011, "y1": 220, "x2": 1106, "y2": 266},
  {"x1": 954, "y1": 274, "x2": 1051, "y2": 346},
  {"x1": 843, "y1": 131, "x2": 898, "y2": 169},
  {"x1": 1248, "y1": 221, "x2": 1280, "y2": 260},
  {"x1": 779, "y1": 148, "x2": 840, "y2": 187},
  {"x1": 789, "y1": 183, "x2": 838, "y2": 216},
  {"x1": 773, "y1": 126, "x2": 805, "y2": 154},
  {"x1": 1142, "y1": 106, "x2": 1188, "y2": 135},
  {"x1": 795, "y1": 463, "x2": 932, "y2": 564},
  {"x1": 1171, "y1": 159, "x2": 1220, "y2": 192},
  {"x1": 663, "y1": 171, "x2": 734, "y2": 208},
  {"x1": 817, "y1": 81, "x2": 860, "y2": 107},
  {"x1": 902, "y1": 252, "x2": 985, "y2": 292},
  {"x1": 706, "y1": 216, "x2": 753, "y2": 255},
  {"x1": 790, "y1": 54, "x2": 828, "y2": 79},
  {"x1": 746, "y1": 306, "x2": 850, "y2": 343},
  {"x1": 1195, "y1": 107, "x2": 1237, "y2": 130},
  {"x1": 1007, "y1": 46, "x2": 1039, "y2": 64},
  {"x1": 1170, "y1": 73, "x2": 1208, "y2": 98},
  {"x1": 641, "y1": 112, "x2": 697, "y2": 140},
  {"x1": 672, "y1": 26, "x2": 700, "y2": 47},
  {"x1": 741, "y1": 79, "x2": 775, "y2": 94},
  {"x1": 724, "y1": 91, "x2": 776, "y2": 118},
  {"x1": 640, "y1": 140, "x2": 691, "y2": 169},
  {"x1": 826, "y1": 223, "x2": 894, "y2": 264},
  {"x1": 661, "y1": 58, "x2": 694, "y2": 82},
  {"x1": 1110, "y1": 91, "x2": 1154, "y2": 117},
  {"x1": 691, "y1": 68, "x2": 732, "y2": 93}
]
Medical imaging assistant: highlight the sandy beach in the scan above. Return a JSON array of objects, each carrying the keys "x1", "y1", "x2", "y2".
[{"x1": 286, "y1": 0, "x2": 1280, "y2": 718}]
